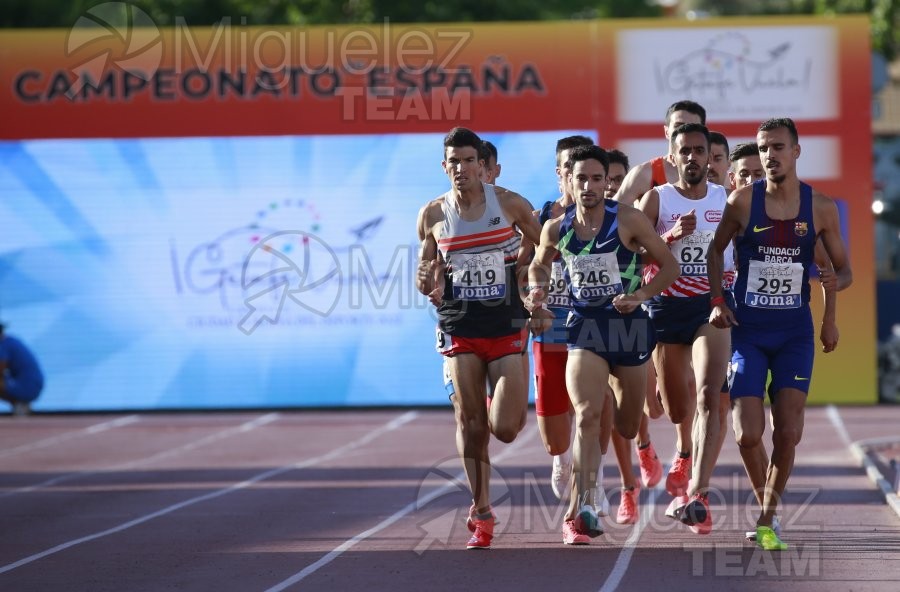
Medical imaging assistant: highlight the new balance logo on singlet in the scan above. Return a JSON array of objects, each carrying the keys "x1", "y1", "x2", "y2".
[{"x1": 488, "y1": 216, "x2": 501, "y2": 226}]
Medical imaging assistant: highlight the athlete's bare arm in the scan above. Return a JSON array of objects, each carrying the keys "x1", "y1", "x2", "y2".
[
  {"x1": 495, "y1": 187, "x2": 543, "y2": 245},
  {"x1": 613, "y1": 161, "x2": 655, "y2": 206},
  {"x1": 614, "y1": 204, "x2": 680, "y2": 313},
  {"x1": 525, "y1": 217, "x2": 562, "y2": 334},
  {"x1": 634, "y1": 188, "x2": 661, "y2": 261},
  {"x1": 511, "y1": 209, "x2": 543, "y2": 296},
  {"x1": 814, "y1": 193, "x2": 851, "y2": 353},
  {"x1": 813, "y1": 239, "x2": 839, "y2": 352},
  {"x1": 708, "y1": 186, "x2": 752, "y2": 328},
  {"x1": 415, "y1": 199, "x2": 444, "y2": 304},
  {"x1": 635, "y1": 188, "x2": 661, "y2": 227},
  {"x1": 813, "y1": 193, "x2": 852, "y2": 292}
]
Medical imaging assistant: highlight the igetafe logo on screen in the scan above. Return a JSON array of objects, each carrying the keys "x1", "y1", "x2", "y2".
[{"x1": 169, "y1": 197, "x2": 425, "y2": 334}]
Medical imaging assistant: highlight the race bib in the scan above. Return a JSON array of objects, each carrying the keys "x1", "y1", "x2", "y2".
[
  {"x1": 566, "y1": 252, "x2": 623, "y2": 301},
  {"x1": 672, "y1": 230, "x2": 714, "y2": 277},
  {"x1": 744, "y1": 259, "x2": 804, "y2": 309},
  {"x1": 436, "y1": 327, "x2": 453, "y2": 353},
  {"x1": 451, "y1": 250, "x2": 506, "y2": 300},
  {"x1": 547, "y1": 260, "x2": 571, "y2": 308}
]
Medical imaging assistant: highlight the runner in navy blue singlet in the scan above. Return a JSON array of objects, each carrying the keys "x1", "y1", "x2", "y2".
[
  {"x1": 707, "y1": 118, "x2": 852, "y2": 551},
  {"x1": 527, "y1": 145, "x2": 679, "y2": 546}
]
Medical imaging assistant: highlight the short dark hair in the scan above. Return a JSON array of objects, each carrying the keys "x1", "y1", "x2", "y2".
[
  {"x1": 479, "y1": 140, "x2": 498, "y2": 163},
  {"x1": 670, "y1": 123, "x2": 710, "y2": 147},
  {"x1": 665, "y1": 100, "x2": 707, "y2": 126},
  {"x1": 758, "y1": 117, "x2": 799, "y2": 145},
  {"x1": 709, "y1": 131, "x2": 729, "y2": 155},
  {"x1": 556, "y1": 135, "x2": 594, "y2": 158},
  {"x1": 443, "y1": 127, "x2": 482, "y2": 156},
  {"x1": 729, "y1": 142, "x2": 759, "y2": 162},
  {"x1": 606, "y1": 148, "x2": 629, "y2": 171},
  {"x1": 566, "y1": 145, "x2": 609, "y2": 174}
]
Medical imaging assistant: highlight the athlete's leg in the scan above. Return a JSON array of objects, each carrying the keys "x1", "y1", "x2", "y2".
[
  {"x1": 534, "y1": 343, "x2": 573, "y2": 455},
  {"x1": 654, "y1": 343, "x2": 693, "y2": 443},
  {"x1": 608, "y1": 363, "x2": 648, "y2": 442},
  {"x1": 612, "y1": 429, "x2": 637, "y2": 488},
  {"x1": 732, "y1": 396, "x2": 767, "y2": 507},
  {"x1": 609, "y1": 364, "x2": 649, "y2": 526},
  {"x1": 714, "y1": 392, "x2": 730, "y2": 459},
  {"x1": 600, "y1": 385, "x2": 614, "y2": 454},
  {"x1": 655, "y1": 342, "x2": 694, "y2": 496},
  {"x1": 538, "y1": 413, "x2": 572, "y2": 455},
  {"x1": 644, "y1": 364, "x2": 664, "y2": 419},
  {"x1": 688, "y1": 324, "x2": 730, "y2": 496},
  {"x1": 487, "y1": 353, "x2": 529, "y2": 443},
  {"x1": 517, "y1": 348, "x2": 530, "y2": 432},
  {"x1": 761, "y1": 388, "x2": 806, "y2": 527},
  {"x1": 565, "y1": 349, "x2": 610, "y2": 520},
  {"x1": 449, "y1": 354, "x2": 492, "y2": 513}
]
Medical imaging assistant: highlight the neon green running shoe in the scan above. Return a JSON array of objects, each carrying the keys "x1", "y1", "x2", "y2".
[{"x1": 756, "y1": 526, "x2": 787, "y2": 551}]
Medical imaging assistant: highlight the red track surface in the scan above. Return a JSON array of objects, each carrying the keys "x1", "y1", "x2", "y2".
[{"x1": 0, "y1": 407, "x2": 898, "y2": 591}]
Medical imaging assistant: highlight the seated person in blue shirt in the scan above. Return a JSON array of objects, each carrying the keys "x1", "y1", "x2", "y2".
[{"x1": 0, "y1": 323, "x2": 45, "y2": 415}]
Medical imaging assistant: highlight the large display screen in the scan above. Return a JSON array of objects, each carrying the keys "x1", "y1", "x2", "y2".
[{"x1": 0, "y1": 130, "x2": 591, "y2": 410}]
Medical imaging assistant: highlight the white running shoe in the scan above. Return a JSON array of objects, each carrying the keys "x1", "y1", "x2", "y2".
[
  {"x1": 551, "y1": 453, "x2": 573, "y2": 500},
  {"x1": 593, "y1": 485, "x2": 610, "y2": 517}
]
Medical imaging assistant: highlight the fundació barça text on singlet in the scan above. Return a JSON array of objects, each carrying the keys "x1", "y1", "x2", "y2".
[
  {"x1": 437, "y1": 184, "x2": 523, "y2": 337},
  {"x1": 734, "y1": 180, "x2": 816, "y2": 322}
]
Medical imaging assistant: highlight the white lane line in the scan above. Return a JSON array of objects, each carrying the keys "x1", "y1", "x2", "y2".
[
  {"x1": 1, "y1": 413, "x2": 281, "y2": 497},
  {"x1": 263, "y1": 423, "x2": 539, "y2": 592},
  {"x1": 826, "y1": 405, "x2": 900, "y2": 521},
  {"x1": 824, "y1": 404, "x2": 853, "y2": 447},
  {"x1": 597, "y1": 468, "x2": 666, "y2": 592},
  {"x1": 0, "y1": 411, "x2": 418, "y2": 575},
  {"x1": 0, "y1": 415, "x2": 140, "y2": 460}
]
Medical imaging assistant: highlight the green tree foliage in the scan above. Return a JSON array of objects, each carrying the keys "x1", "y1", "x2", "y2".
[
  {"x1": 0, "y1": 0, "x2": 659, "y2": 28},
  {"x1": 691, "y1": 0, "x2": 897, "y2": 58},
  {"x1": 0, "y1": 0, "x2": 894, "y2": 58}
]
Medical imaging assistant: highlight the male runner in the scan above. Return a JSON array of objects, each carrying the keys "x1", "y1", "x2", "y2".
[
  {"x1": 614, "y1": 100, "x2": 707, "y2": 205},
  {"x1": 708, "y1": 118, "x2": 851, "y2": 550},
  {"x1": 416, "y1": 127, "x2": 543, "y2": 549},
  {"x1": 528, "y1": 145, "x2": 679, "y2": 545},
  {"x1": 637, "y1": 123, "x2": 735, "y2": 534},
  {"x1": 707, "y1": 131, "x2": 730, "y2": 186}
]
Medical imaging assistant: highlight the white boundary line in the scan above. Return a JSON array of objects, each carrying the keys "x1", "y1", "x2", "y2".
[
  {"x1": 0, "y1": 413, "x2": 281, "y2": 498},
  {"x1": 263, "y1": 423, "x2": 539, "y2": 592},
  {"x1": 825, "y1": 405, "x2": 900, "y2": 521},
  {"x1": 0, "y1": 415, "x2": 139, "y2": 460},
  {"x1": 0, "y1": 411, "x2": 418, "y2": 575},
  {"x1": 597, "y1": 467, "x2": 666, "y2": 592}
]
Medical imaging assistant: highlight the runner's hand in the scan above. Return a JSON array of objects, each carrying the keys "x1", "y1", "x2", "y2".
[
  {"x1": 524, "y1": 287, "x2": 547, "y2": 314},
  {"x1": 818, "y1": 268, "x2": 837, "y2": 292},
  {"x1": 821, "y1": 318, "x2": 839, "y2": 352},
  {"x1": 709, "y1": 303, "x2": 738, "y2": 328},
  {"x1": 669, "y1": 208, "x2": 696, "y2": 241},
  {"x1": 612, "y1": 292, "x2": 644, "y2": 314},
  {"x1": 529, "y1": 306, "x2": 554, "y2": 336},
  {"x1": 428, "y1": 253, "x2": 446, "y2": 307}
]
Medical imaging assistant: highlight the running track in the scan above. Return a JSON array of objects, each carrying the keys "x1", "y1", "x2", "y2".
[{"x1": 0, "y1": 407, "x2": 898, "y2": 591}]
